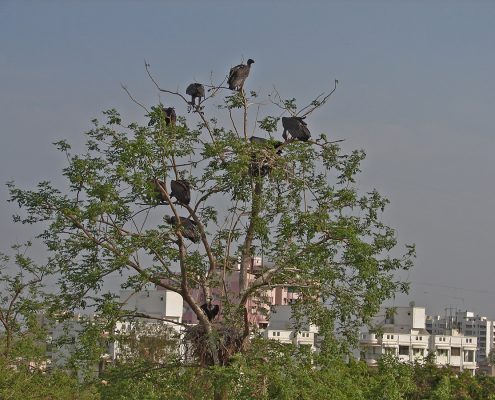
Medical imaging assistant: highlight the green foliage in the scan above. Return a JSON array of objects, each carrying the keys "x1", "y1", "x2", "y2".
[
  {"x1": 94, "y1": 344, "x2": 495, "y2": 400},
  {"x1": 0, "y1": 357, "x2": 98, "y2": 400},
  {"x1": 0, "y1": 244, "x2": 52, "y2": 359}
]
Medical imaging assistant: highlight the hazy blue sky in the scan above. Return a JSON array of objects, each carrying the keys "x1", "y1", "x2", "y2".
[{"x1": 1, "y1": 1, "x2": 495, "y2": 317}]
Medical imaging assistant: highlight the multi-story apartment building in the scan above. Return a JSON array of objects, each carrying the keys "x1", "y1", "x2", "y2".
[
  {"x1": 43, "y1": 288, "x2": 184, "y2": 373},
  {"x1": 426, "y1": 310, "x2": 495, "y2": 364},
  {"x1": 359, "y1": 304, "x2": 477, "y2": 375},
  {"x1": 263, "y1": 305, "x2": 319, "y2": 351},
  {"x1": 119, "y1": 288, "x2": 183, "y2": 326},
  {"x1": 180, "y1": 257, "x2": 299, "y2": 327}
]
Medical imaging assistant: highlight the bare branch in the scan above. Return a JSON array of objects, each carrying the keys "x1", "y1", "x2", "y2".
[
  {"x1": 121, "y1": 83, "x2": 150, "y2": 114},
  {"x1": 298, "y1": 79, "x2": 339, "y2": 118},
  {"x1": 120, "y1": 312, "x2": 188, "y2": 327}
]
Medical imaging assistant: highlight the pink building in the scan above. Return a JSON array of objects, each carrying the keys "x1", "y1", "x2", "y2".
[{"x1": 161, "y1": 257, "x2": 299, "y2": 328}]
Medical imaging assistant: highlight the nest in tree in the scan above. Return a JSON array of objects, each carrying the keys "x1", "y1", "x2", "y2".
[{"x1": 184, "y1": 324, "x2": 249, "y2": 366}]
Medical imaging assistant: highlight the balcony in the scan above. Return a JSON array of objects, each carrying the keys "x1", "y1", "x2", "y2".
[{"x1": 360, "y1": 333, "x2": 382, "y2": 344}]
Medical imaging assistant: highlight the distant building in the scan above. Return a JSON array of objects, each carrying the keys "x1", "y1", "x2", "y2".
[
  {"x1": 426, "y1": 310, "x2": 495, "y2": 364},
  {"x1": 179, "y1": 257, "x2": 299, "y2": 328},
  {"x1": 43, "y1": 313, "x2": 87, "y2": 370},
  {"x1": 43, "y1": 288, "x2": 184, "y2": 373},
  {"x1": 263, "y1": 305, "x2": 319, "y2": 351},
  {"x1": 359, "y1": 303, "x2": 477, "y2": 375},
  {"x1": 119, "y1": 288, "x2": 183, "y2": 325}
]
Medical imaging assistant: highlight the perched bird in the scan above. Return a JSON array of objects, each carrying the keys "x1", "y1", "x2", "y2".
[
  {"x1": 200, "y1": 298, "x2": 220, "y2": 322},
  {"x1": 186, "y1": 83, "x2": 205, "y2": 107},
  {"x1": 248, "y1": 136, "x2": 283, "y2": 177},
  {"x1": 148, "y1": 106, "x2": 176, "y2": 127},
  {"x1": 148, "y1": 180, "x2": 167, "y2": 205},
  {"x1": 164, "y1": 107, "x2": 176, "y2": 126},
  {"x1": 170, "y1": 180, "x2": 191, "y2": 205},
  {"x1": 281, "y1": 116, "x2": 311, "y2": 142},
  {"x1": 165, "y1": 215, "x2": 200, "y2": 243},
  {"x1": 228, "y1": 59, "x2": 255, "y2": 91}
]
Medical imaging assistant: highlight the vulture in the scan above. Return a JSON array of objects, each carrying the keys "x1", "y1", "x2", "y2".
[
  {"x1": 186, "y1": 83, "x2": 205, "y2": 107},
  {"x1": 281, "y1": 116, "x2": 311, "y2": 142},
  {"x1": 228, "y1": 59, "x2": 255, "y2": 91},
  {"x1": 148, "y1": 180, "x2": 167, "y2": 205},
  {"x1": 248, "y1": 136, "x2": 283, "y2": 177},
  {"x1": 148, "y1": 106, "x2": 176, "y2": 127},
  {"x1": 200, "y1": 298, "x2": 220, "y2": 322},
  {"x1": 165, "y1": 215, "x2": 200, "y2": 243},
  {"x1": 170, "y1": 180, "x2": 191, "y2": 205},
  {"x1": 164, "y1": 107, "x2": 176, "y2": 126}
]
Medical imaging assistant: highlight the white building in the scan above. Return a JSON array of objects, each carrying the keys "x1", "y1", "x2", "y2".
[
  {"x1": 44, "y1": 288, "x2": 184, "y2": 372},
  {"x1": 426, "y1": 310, "x2": 495, "y2": 363},
  {"x1": 359, "y1": 304, "x2": 477, "y2": 374},
  {"x1": 119, "y1": 288, "x2": 183, "y2": 324},
  {"x1": 108, "y1": 288, "x2": 184, "y2": 363},
  {"x1": 43, "y1": 313, "x2": 87, "y2": 369},
  {"x1": 263, "y1": 305, "x2": 319, "y2": 350}
]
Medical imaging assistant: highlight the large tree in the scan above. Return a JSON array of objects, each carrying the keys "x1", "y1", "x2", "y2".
[{"x1": 8, "y1": 59, "x2": 414, "y2": 369}]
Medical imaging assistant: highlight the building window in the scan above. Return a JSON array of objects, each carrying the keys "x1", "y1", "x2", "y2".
[
  {"x1": 384, "y1": 347, "x2": 396, "y2": 356},
  {"x1": 437, "y1": 349, "x2": 448, "y2": 357},
  {"x1": 273, "y1": 332, "x2": 276, "y2": 337},
  {"x1": 451, "y1": 347, "x2": 460, "y2": 356},
  {"x1": 464, "y1": 350, "x2": 474, "y2": 362},
  {"x1": 413, "y1": 348, "x2": 423, "y2": 357},
  {"x1": 399, "y1": 346, "x2": 409, "y2": 356}
]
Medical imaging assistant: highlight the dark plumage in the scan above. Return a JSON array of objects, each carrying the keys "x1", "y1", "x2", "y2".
[
  {"x1": 281, "y1": 116, "x2": 311, "y2": 142},
  {"x1": 200, "y1": 298, "x2": 220, "y2": 321},
  {"x1": 170, "y1": 180, "x2": 191, "y2": 205},
  {"x1": 186, "y1": 83, "x2": 205, "y2": 107},
  {"x1": 165, "y1": 215, "x2": 200, "y2": 243},
  {"x1": 164, "y1": 107, "x2": 176, "y2": 126},
  {"x1": 228, "y1": 59, "x2": 254, "y2": 91},
  {"x1": 248, "y1": 136, "x2": 283, "y2": 177},
  {"x1": 148, "y1": 180, "x2": 167, "y2": 205},
  {"x1": 148, "y1": 106, "x2": 176, "y2": 127}
]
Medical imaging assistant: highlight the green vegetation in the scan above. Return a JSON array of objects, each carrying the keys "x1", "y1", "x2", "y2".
[
  {"x1": 0, "y1": 59, "x2": 448, "y2": 398},
  {"x1": 2, "y1": 341, "x2": 495, "y2": 399}
]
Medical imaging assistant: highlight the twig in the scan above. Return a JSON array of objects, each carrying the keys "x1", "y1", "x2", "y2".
[
  {"x1": 298, "y1": 79, "x2": 339, "y2": 117},
  {"x1": 121, "y1": 83, "x2": 149, "y2": 114},
  {"x1": 121, "y1": 312, "x2": 188, "y2": 327}
]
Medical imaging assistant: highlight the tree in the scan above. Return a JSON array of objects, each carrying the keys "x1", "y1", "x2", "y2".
[
  {"x1": 8, "y1": 58, "x2": 414, "y2": 377},
  {"x1": 488, "y1": 349, "x2": 495, "y2": 367},
  {"x1": 0, "y1": 243, "x2": 50, "y2": 359}
]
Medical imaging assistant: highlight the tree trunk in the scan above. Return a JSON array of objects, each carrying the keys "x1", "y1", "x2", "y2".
[
  {"x1": 4, "y1": 328, "x2": 12, "y2": 357},
  {"x1": 240, "y1": 181, "x2": 262, "y2": 291}
]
